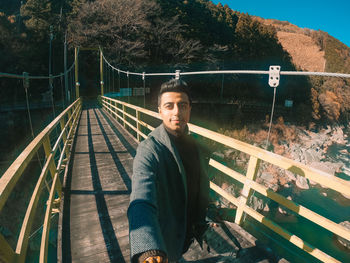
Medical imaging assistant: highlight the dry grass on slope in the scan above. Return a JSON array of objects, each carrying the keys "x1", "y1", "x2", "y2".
[{"x1": 277, "y1": 31, "x2": 325, "y2": 72}]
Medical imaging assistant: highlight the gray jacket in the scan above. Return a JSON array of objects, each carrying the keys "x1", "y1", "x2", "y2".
[{"x1": 127, "y1": 124, "x2": 209, "y2": 262}]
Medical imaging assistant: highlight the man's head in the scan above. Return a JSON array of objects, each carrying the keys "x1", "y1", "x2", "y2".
[{"x1": 158, "y1": 79, "x2": 192, "y2": 137}]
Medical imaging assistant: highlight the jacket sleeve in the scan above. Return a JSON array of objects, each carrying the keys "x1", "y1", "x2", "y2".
[{"x1": 127, "y1": 140, "x2": 167, "y2": 262}]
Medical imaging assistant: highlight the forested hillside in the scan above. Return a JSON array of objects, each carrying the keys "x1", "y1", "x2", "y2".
[
  {"x1": 255, "y1": 17, "x2": 350, "y2": 123},
  {"x1": 1, "y1": 0, "x2": 349, "y2": 124}
]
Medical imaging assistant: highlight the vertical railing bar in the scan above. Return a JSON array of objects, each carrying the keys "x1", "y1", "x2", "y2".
[
  {"x1": 136, "y1": 110, "x2": 141, "y2": 142},
  {"x1": 15, "y1": 155, "x2": 53, "y2": 263},
  {"x1": 123, "y1": 104, "x2": 126, "y2": 128},
  {"x1": 235, "y1": 156, "x2": 260, "y2": 225},
  {"x1": 39, "y1": 172, "x2": 59, "y2": 263},
  {"x1": 43, "y1": 136, "x2": 62, "y2": 198}
]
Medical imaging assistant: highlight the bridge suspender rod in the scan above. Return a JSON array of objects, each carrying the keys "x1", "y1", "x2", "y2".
[
  {"x1": 100, "y1": 49, "x2": 104, "y2": 95},
  {"x1": 142, "y1": 72, "x2": 146, "y2": 108},
  {"x1": 112, "y1": 67, "x2": 115, "y2": 92},
  {"x1": 127, "y1": 71, "x2": 130, "y2": 103},
  {"x1": 118, "y1": 70, "x2": 121, "y2": 92},
  {"x1": 74, "y1": 47, "x2": 80, "y2": 98}
]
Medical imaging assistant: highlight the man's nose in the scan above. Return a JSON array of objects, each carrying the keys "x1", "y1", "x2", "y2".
[{"x1": 172, "y1": 104, "x2": 180, "y2": 114}]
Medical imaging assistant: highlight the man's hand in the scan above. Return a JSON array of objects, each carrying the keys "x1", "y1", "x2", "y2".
[{"x1": 143, "y1": 255, "x2": 168, "y2": 263}]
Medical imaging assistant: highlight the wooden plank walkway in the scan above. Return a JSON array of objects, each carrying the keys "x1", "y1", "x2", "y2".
[
  {"x1": 58, "y1": 104, "x2": 286, "y2": 263},
  {"x1": 59, "y1": 105, "x2": 138, "y2": 263}
]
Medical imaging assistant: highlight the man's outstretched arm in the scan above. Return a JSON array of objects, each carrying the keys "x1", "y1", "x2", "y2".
[{"x1": 128, "y1": 141, "x2": 167, "y2": 263}]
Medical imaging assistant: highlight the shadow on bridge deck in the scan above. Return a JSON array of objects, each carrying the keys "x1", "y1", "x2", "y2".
[
  {"x1": 59, "y1": 103, "x2": 137, "y2": 263},
  {"x1": 58, "y1": 102, "x2": 285, "y2": 263}
]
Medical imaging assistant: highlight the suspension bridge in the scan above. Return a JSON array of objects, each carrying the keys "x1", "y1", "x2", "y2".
[{"x1": 1, "y1": 47, "x2": 350, "y2": 263}]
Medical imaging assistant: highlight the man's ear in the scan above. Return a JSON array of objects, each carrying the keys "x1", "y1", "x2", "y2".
[{"x1": 158, "y1": 106, "x2": 161, "y2": 114}]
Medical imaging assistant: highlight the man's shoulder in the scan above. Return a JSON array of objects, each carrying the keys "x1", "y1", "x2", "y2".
[{"x1": 137, "y1": 126, "x2": 165, "y2": 153}]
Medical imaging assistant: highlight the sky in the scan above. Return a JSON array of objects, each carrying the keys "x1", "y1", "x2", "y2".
[{"x1": 212, "y1": 0, "x2": 350, "y2": 48}]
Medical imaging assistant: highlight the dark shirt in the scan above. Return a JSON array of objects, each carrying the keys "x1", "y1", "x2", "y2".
[{"x1": 169, "y1": 132, "x2": 201, "y2": 250}]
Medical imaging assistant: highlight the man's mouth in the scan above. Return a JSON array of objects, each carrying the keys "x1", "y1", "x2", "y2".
[{"x1": 171, "y1": 119, "x2": 181, "y2": 124}]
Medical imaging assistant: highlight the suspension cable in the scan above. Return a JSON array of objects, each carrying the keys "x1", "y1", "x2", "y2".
[
  {"x1": 0, "y1": 61, "x2": 75, "y2": 80},
  {"x1": 49, "y1": 76, "x2": 56, "y2": 118},
  {"x1": 100, "y1": 48, "x2": 350, "y2": 80},
  {"x1": 60, "y1": 75, "x2": 65, "y2": 109},
  {"x1": 29, "y1": 213, "x2": 58, "y2": 240},
  {"x1": 23, "y1": 73, "x2": 50, "y2": 192}
]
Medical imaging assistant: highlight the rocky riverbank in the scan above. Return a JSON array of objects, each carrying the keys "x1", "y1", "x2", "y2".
[
  {"x1": 213, "y1": 119, "x2": 350, "y2": 250},
  {"x1": 216, "y1": 118, "x2": 349, "y2": 196}
]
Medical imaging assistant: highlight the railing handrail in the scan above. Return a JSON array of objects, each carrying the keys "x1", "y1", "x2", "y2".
[
  {"x1": 0, "y1": 99, "x2": 80, "y2": 210},
  {"x1": 101, "y1": 95, "x2": 350, "y2": 263},
  {"x1": 0, "y1": 98, "x2": 82, "y2": 263}
]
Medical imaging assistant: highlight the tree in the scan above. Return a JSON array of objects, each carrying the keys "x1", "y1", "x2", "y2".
[{"x1": 68, "y1": 0, "x2": 153, "y2": 67}]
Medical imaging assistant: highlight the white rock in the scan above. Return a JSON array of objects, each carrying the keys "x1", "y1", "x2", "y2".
[
  {"x1": 260, "y1": 172, "x2": 275, "y2": 183},
  {"x1": 337, "y1": 221, "x2": 350, "y2": 249},
  {"x1": 278, "y1": 206, "x2": 288, "y2": 215},
  {"x1": 250, "y1": 196, "x2": 264, "y2": 211},
  {"x1": 263, "y1": 203, "x2": 270, "y2": 212},
  {"x1": 296, "y1": 175, "x2": 309, "y2": 189},
  {"x1": 213, "y1": 151, "x2": 224, "y2": 159},
  {"x1": 285, "y1": 171, "x2": 296, "y2": 182}
]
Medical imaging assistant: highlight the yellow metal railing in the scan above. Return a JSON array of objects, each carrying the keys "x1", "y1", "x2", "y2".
[
  {"x1": 101, "y1": 96, "x2": 350, "y2": 263},
  {"x1": 0, "y1": 98, "x2": 82, "y2": 263}
]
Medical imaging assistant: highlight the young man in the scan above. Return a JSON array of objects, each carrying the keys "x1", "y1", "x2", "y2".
[{"x1": 128, "y1": 79, "x2": 209, "y2": 263}]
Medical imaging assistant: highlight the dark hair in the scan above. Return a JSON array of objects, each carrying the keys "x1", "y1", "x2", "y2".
[{"x1": 158, "y1": 78, "x2": 192, "y2": 106}]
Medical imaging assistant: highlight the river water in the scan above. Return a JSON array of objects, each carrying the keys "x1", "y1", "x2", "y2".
[{"x1": 217, "y1": 126, "x2": 350, "y2": 263}]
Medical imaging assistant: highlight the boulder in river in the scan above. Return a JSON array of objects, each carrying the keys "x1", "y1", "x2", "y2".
[
  {"x1": 295, "y1": 175, "x2": 309, "y2": 189},
  {"x1": 336, "y1": 221, "x2": 350, "y2": 250}
]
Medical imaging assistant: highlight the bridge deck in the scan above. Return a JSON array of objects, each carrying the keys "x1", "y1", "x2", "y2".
[
  {"x1": 58, "y1": 104, "x2": 283, "y2": 263},
  {"x1": 59, "y1": 105, "x2": 137, "y2": 263}
]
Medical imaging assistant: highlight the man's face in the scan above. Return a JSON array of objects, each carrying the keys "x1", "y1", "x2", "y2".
[{"x1": 158, "y1": 91, "x2": 191, "y2": 136}]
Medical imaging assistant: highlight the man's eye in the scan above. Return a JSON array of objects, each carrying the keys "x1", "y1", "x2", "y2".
[
  {"x1": 179, "y1": 103, "x2": 188, "y2": 109},
  {"x1": 164, "y1": 104, "x2": 173, "y2": 109}
]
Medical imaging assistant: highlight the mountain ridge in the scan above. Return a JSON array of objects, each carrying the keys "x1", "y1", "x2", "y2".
[{"x1": 253, "y1": 16, "x2": 350, "y2": 74}]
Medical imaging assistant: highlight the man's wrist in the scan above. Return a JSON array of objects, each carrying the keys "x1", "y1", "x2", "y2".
[
  {"x1": 138, "y1": 250, "x2": 167, "y2": 263},
  {"x1": 143, "y1": 255, "x2": 168, "y2": 263}
]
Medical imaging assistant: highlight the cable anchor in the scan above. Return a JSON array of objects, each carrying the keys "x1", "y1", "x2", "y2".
[
  {"x1": 175, "y1": 70, "x2": 181, "y2": 80},
  {"x1": 23, "y1": 72, "x2": 30, "y2": 91},
  {"x1": 268, "y1": 65, "x2": 280, "y2": 87}
]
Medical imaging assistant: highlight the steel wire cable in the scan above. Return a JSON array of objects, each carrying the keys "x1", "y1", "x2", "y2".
[{"x1": 101, "y1": 48, "x2": 350, "y2": 79}]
